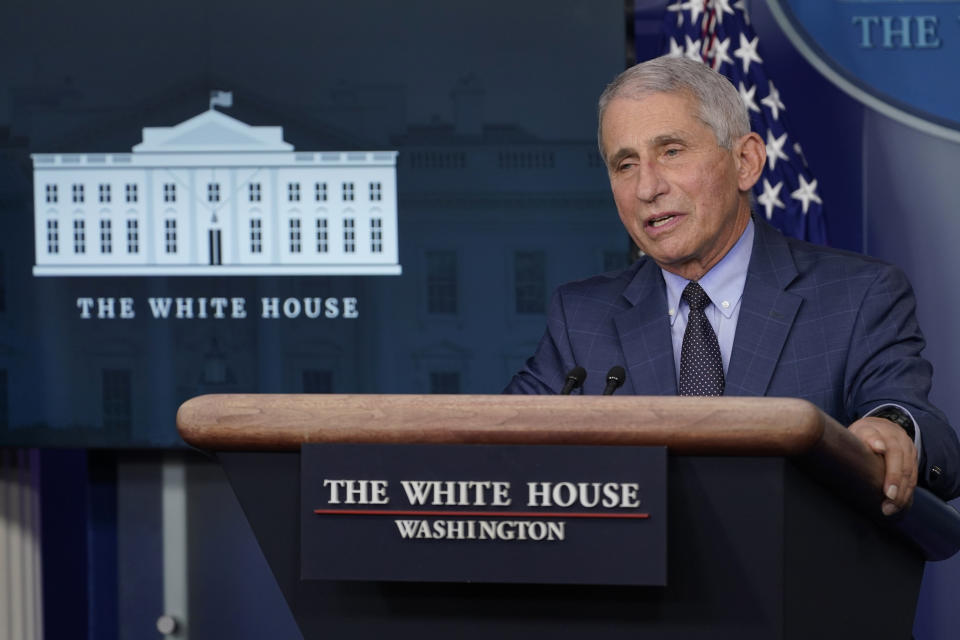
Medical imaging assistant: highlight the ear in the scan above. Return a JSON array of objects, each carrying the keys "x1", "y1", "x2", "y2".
[{"x1": 733, "y1": 132, "x2": 765, "y2": 192}]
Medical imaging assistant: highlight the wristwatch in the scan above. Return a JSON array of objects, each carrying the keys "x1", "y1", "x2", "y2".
[{"x1": 871, "y1": 406, "x2": 916, "y2": 441}]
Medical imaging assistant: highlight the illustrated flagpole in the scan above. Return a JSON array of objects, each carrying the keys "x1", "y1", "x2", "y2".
[{"x1": 209, "y1": 90, "x2": 233, "y2": 110}]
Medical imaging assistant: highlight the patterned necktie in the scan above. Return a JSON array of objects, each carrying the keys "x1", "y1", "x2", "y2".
[{"x1": 679, "y1": 281, "x2": 724, "y2": 396}]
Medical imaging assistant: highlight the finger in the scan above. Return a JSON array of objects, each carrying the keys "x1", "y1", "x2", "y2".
[
  {"x1": 882, "y1": 500, "x2": 898, "y2": 516},
  {"x1": 888, "y1": 429, "x2": 918, "y2": 510},
  {"x1": 899, "y1": 444, "x2": 919, "y2": 509},
  {"x1": 881, "y1": 439, "x2": 905, "y2": 514},
  {"x1": 904, "y1": 483, "x2": 917, "y2": 509},
  {"x1": 871, "y1": 430, "x2": 888, "y2": 453},
  {"x1": 853, "y1": 424, "x2": 887, "y2": 454}
]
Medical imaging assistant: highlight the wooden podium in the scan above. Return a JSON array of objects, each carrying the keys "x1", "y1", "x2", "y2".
[{"x1": 177, "y1": 394, "x2": 959, "y2": 640}]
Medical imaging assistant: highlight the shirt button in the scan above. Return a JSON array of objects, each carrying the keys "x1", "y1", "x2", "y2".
[
  {"x1": 668, "y1": 308, "x2": 675, "y2": 316},
  {"x1": 721, "y1": 300, "x2": 730, "y2": 309}
]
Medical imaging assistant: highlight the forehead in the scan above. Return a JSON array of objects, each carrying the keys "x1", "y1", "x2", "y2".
[{"x1": 601, "y1": 91, "x2": 715, "y2": 150}]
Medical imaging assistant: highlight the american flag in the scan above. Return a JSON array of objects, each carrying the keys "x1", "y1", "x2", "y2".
[{"x1": 659, "y1": 0, "x2": 827, "y2": 244}]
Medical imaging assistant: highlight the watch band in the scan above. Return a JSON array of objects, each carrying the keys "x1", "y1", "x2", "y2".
[{"x1": 871, "y1": 406, "x2": 916, "y2": 441}]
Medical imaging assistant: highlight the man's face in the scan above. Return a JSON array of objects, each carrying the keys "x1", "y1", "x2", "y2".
[{"x1": 601, "y1": 91, "x2": 753, "y2": 281}]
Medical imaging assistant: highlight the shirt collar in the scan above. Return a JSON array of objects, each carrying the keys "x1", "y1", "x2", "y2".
[{"x1": 663, "y1": 217, "x2": 755, "y2": 325}]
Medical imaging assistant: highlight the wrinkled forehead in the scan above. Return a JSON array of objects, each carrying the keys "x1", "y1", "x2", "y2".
[{"x1": 599, "y1": 90, "x2": 713, "y2": 154}]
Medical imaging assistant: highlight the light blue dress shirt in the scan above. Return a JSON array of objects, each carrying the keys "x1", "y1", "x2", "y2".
[{"x1": 662, "y1": 218, "x2": 754, "y2": 381}]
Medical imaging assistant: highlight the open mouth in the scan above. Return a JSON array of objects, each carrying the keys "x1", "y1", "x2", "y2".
[{"x1": 647, "y1": 214, "x2": 676, "y2": 228}]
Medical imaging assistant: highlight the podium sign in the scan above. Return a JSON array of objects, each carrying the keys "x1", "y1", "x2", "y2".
[{"x1": 300, "y1": 443, "x2": 667, "y2": 585}]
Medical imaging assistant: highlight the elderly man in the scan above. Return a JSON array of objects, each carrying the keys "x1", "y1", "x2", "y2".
[{"x1": 505, "y1": 56, "x2": 960, "y2": 513}]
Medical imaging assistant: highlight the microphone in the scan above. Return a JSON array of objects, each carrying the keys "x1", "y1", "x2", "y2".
[
  {"x1": 560, "y1": 366, "x2": 587, "y2": 395},
  {"x1": 602, "y1": 366, "x2": 626, "y2": 395}
]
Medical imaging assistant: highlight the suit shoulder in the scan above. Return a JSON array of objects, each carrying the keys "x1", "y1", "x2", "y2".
[
  {"x1": 556, "y1": 259, "x2": 645, "y2": 300},
  {"x1": 784, "y1": 236, "x2": 904, "y2": 283}
]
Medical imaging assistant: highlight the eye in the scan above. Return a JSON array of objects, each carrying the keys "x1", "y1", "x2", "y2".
[{"x1": 664, "y1": 147, "x2": 681, "y2": 158}]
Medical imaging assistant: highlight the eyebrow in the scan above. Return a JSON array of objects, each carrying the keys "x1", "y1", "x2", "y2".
[
  {"x1": 652, "y1": 133, "x2": 686, "y2": 147},
  {"x1": 606, "y1": 133, "x2": 689, "y2": 168},
  {"x1": 606, "y1": 148, "x2": 636, "y2": 168}
]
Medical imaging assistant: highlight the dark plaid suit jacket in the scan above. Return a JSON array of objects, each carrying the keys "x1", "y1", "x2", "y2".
[{"x1": 505, "y1": 217, "x2": 960, "y2": 500}]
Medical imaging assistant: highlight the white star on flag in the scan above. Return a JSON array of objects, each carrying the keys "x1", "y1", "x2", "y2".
[
  {"x1": 668, "y1": 37, "x2": 684, "y2": 57},
  {"x1": 686, "y1": 0, "x2": 705, "y2": 24},
  {"x1": 793, "y1": 142, "x2": 808, "y2": 166},
  {"x1": 739, "y1": 82, "x2": 760, "y2": 113},
  {"x1": 666, "y1": 0, "x2": 690, "y2": 28},
  {"x1": 685, "y1": 35, "x2": 703, "y2": 61},
  {"x1": 757, "y1": 178, "x2": 785, "y2": 220},
  {"x1": 761, "y1": 81, "x2": 786, "y2": 121},
  {"x1": 710, "y1": 37, "x2": 734, "y2": 70},
  {"x1": 766, "y1": 131, "x2": 789, "y2": 171},
  {"x1": 733, "y1": 33, "x2": 763, "y2": 74},
  {"x1": 791, "y1": 175, "x2": 823, "y2": 214},
  {"x1": 711, "y1": 0, "x2": 735, "y2": 25},
  {"x1": 732, "y1": 0, "x2": 750, "y2": 24}
]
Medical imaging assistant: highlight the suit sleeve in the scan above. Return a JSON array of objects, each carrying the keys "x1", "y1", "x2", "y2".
[
  {"x1": 503, "y1": 289, "x2": 578, "y2": 395},
  {"x1": 843, "y1": 263, "x2": 960, "y2": 500}
]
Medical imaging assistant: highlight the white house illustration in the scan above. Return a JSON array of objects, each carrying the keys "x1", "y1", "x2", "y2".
[{"x1": 31, "y1": 109, "x2": 400, "y2": 276}]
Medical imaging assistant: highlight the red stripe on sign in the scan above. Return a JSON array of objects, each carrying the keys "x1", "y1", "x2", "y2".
[{"x1": 313, "y1": 509, "x2": 649, "y2": 519}]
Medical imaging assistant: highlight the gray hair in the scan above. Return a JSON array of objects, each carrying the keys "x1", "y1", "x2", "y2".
[{"x1": 597, "y1": 55, "x2": 750, "y2": 158}]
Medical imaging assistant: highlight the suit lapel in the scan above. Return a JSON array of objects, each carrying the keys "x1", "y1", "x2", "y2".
[
  {"x1": 725, "y1": 219, "x2": 802, "y2": 397},
  {"x1": 613, "y1": 259, "x2": 677, "y2": 395}
]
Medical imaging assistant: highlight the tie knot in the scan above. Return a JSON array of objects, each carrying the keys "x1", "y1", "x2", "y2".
[{"x1": 682, "y1": 281, "x2": 711, "y2": 312}]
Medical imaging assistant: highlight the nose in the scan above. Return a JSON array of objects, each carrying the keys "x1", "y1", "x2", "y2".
[{"x1": 634, "y1": 161, "x2": 668, "y2": 202}]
